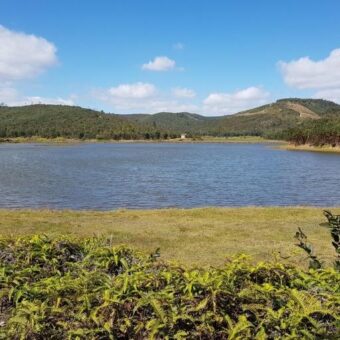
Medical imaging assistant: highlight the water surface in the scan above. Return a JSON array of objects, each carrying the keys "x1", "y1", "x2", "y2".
[{"x1": 0, "y1": 143, "x2": 339, "y2": 209}]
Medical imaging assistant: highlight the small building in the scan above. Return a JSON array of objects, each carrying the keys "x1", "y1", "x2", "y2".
[{"x1": 180, "y1": 133, "x2": 187, "y2": 139}]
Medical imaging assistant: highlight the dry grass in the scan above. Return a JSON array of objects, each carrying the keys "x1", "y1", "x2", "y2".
[
  {"x1": 0, "y1": 207, "x2": 337, "y2": 267},
  {"x1": 280, "y1": 144, "x2": 340, "y2": 154}
]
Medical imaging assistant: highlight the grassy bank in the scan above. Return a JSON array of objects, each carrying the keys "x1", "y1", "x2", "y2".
[
  {"x1": 0, "y1": 207, "x2": 337, "y2": 267},
  {"x1": 280, "y1": 143, "x2": 340, "y2": 154},
  {"x1": 0, "y1": 136, "x2": 278, "y2": 144}
]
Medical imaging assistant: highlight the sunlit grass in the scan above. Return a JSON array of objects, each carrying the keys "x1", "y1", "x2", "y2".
[
  {"x1": 280, "y1": 143, "x2": 340, "y2": 153},
  {"x1": 0, "y1": 207, "x2": 337, "y2": 267}
]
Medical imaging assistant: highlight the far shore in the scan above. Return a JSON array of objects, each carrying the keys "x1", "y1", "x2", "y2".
[
  {"x1": 279, "y1": 143, "x2": 340, "y2": 154},
  {"x1": 0, "y1": 136, "x2": 282, "y2": 144},
  {"x1": 3, "y1": 136, "x2": 340, "y2": 154}
]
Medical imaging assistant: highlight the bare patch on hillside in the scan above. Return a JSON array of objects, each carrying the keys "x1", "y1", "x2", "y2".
[{"x1": 284, "y1": 102, "x2": 320, "y2": 119}]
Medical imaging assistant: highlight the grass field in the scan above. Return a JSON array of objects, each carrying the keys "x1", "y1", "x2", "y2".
[{"x1": 0, "y1": 207, "x2": 337, "y2": 267}]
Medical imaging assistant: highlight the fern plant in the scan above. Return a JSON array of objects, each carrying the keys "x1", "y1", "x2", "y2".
[
  {"x1": 295, "y1": 210, "x2": 340, "y2": 271},
  {"x1": 1, "y1": 235, "x2": 339, "y2": 339}
]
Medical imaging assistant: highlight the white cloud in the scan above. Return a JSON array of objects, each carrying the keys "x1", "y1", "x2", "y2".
[
  {"x1": 203, "y1": 87, "x2": 270, "y2": 116},
  {"x1": 142, "y1": 56, "x2": 176, "y2": 71},
  {"x1": 314, "y1": 88, "x2": 340, "y2": 104},
  {"x1": 24, "y1": 96, "x2": 75, "y2": 106},
  {"x1": 0, "y1": 86, "x2": 75, "y2": 106},
  {"x1": 93, "y1": 82, "x2": 198, "y2": 113},
  {"x1": 108, "y1": 82, "x2": 156, "y2": 99},
  {"x1": 0, "y1": 86, "x2": 18, "y2": 104},
  {"x1": 173, "y1": 42, "x2": 184, "y2": 50},
  {"x1": 0, "y1": 25, "x2": 57, "y2": 81},
  {"x1": 172, "y1": 87, "x2": 196, "y2": 98},
  {"x1": 279, "y1": 49, "x2": 340, "y2": 89}
]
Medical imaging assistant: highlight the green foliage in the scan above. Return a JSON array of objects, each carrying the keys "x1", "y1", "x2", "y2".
[
  {"x1": 278, "y1": 118, "x2": 340, "y2": 146},
  {"x1": 294, "y1": 228, "x2": 323, "y2": 270},
  {"x1": 0, "y1": 104, "x2": 167, "y2": 140},
  {"x1": 0, "y1": 235, "x2": 339, "y2": 339},
  {"x1": 323, "y1": 210, "x2": 340, "y2": 270},
  {"x1": 295, "y1": 210, "x2": 340, "y2": 271}
]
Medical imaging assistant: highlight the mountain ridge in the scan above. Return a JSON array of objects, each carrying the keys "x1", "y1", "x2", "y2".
[{"x1": 1, "y1": 98, "x2": 340, "y2": 139}]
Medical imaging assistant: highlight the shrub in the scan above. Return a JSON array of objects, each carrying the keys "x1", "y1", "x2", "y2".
[{"x1": 0, "y1": 235, "x2": 339, "y2": 339}]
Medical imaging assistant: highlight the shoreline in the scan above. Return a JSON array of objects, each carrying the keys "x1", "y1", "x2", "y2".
[
  {"x1": 0, "y1": 136, "x2": 282, "y2": 145},
  {"x1": 279, "y1": 143, "x2": 340, "y2": 154}
]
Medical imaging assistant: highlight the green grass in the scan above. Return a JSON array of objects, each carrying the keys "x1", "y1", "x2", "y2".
[{"x1": 0, "y1": 207, "x2": 337, "y2": 267}]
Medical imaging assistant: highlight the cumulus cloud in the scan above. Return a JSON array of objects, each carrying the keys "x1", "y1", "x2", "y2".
[
  {"x1": 279, "y1": 49, "x2": 340, "y2": 90},
  {"x1": 142, "y1": 56, "x2": 176, "y2": 71},
  {"x1": 24, "y1": 96, "x2": 75, "y2": 106},
  {"x1": 172, "y1": 87, "x2": 196, "y2": 98},
  {"x1": 94, "y1": 82, "x2": 157, "y2": 111},
  {"x1": 108, "y1": 82, "x2": 156, "y2": 99},
  {"x1": 314, "y1": 88, "x2": 340, "y2": 104},
  {"x1": 0, "y1": 87, "x2": 18, "y2": 104},
  {"x1": 0, "y1": 86, "x2": 75, "y2": 106},
  {"x1": 203, "y1": 87, "x2": 270, "y2": 116},
  {"x1": 93, "y1": 82, "x2": 198, "y2": 113},
  {"x1": 0, "y1": 25, "x2": 57, "y2": 81}
]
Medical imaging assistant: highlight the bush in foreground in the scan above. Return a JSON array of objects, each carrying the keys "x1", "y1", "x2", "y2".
[{"x1": 0, "y1": 235, "x2": 339, "y2": 339}]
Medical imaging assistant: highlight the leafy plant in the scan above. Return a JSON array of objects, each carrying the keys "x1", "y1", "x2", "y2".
[
  {"x1": 295, "y1": 210, "x2": 340, "y2": 271},
  {"x1": 294, "y1": 227, "x2": 322, "y2": 269},
  {"x1": 0, "y1": 235, "x2": 339, "y2": 339},
  {"x1": 323, "y1": 210, "x2": 340, "y2": 270}
]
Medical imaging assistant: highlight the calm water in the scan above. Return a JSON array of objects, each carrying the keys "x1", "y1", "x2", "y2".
[{"x1": 0, "y1": 143, "x2": 339, "y2": 209}]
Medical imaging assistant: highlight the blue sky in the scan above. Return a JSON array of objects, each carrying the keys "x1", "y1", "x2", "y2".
[{"x1": 0, "y1": 0, "x2": 340, "y2": 115}]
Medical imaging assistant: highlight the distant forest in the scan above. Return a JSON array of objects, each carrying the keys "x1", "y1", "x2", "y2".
[
  {"x1": 0, "y1": 105, "x2": 174, "y2": 140},
  {"x1": 1, "y1": 98, "x2": 340, "y2": 146},
  {"x1": 277, "y1": 118, "x2": 340, "y2": 147}
]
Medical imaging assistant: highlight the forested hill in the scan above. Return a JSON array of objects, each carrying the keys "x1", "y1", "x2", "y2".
[
  {"x1": 122, "y1": 111, "x2": 219, "y2": 134},
  {"x1": 0, "y1": 98, "x2": 340, "y2": 140},
  {"x1": 0, "y1": 105, "x2": 167, "y2": 140},
  {"x1": 210, "y1": 98, "x2": 340, "y2": 137}
]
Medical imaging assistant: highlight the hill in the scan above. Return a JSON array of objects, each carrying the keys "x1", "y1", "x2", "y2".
[
  {"x1": 1, "y1": 98, "x2": 340, "y2": 140},
  {"x1": 121, "y1": 98, "x2": 340, "y2": 137},
  {"x1": 0, "y1": 104, "x2": 164, "y2": 140},
  {"x1": 122, "y1": 111, "x2": 217, "y2": 135},
  {"x1": 210, "y1": 98, "x2": 340, "y2": 137}
]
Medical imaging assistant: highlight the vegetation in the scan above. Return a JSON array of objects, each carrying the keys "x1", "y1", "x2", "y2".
[
  {"x1": 1, "y1": 98, "x2": 339, "y2": 141},
  {"x1": 0, "y1": 209, "x2": 339, "y2": 338},
  {"x1": 0, "y1": 234, "x2": 339, "y2": 339},
  {"x1": 277, "y1": 118, "x2": 340, "y2": 147},
  {"x1": 0, "y1": 207, "x2": 338, "y2": 268},
  {"x1": 295, "y1": 210, "x2": 340, "y2": 271},
  {"x1": 0, "y1": 105, "x2": 172, "y2": 141},
  {"x1": 210, "y1": 98, "x2": 340, "y2": 138}
]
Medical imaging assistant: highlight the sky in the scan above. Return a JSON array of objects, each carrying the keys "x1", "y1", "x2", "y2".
[{"x1": 0, "y1": 0, "x2": 340, "y2": 116}]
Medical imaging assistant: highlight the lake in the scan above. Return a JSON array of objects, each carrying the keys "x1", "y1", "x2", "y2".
[{"x1": 0, "y1": 142, "x2": 339, "y2": 209}]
